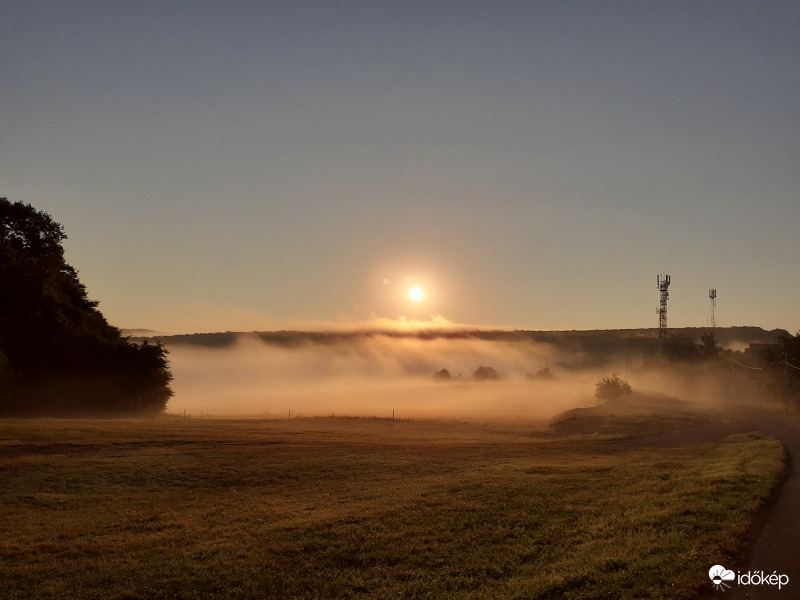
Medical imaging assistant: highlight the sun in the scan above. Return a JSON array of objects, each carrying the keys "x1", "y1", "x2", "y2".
[{"x1": 409, "y1": 287, "x2": 424, "y2": 302}]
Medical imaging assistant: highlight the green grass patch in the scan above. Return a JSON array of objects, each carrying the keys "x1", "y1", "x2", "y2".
[{"x1": 0, "y1": 417, "x2": 785, "y2": 599}]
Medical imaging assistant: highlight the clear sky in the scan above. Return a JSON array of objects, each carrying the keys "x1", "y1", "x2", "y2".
[{"x1": 2, "y1": 1, "x2": 798, "y2": 334}]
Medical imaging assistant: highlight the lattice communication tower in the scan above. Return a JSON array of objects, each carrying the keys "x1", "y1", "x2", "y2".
[
  {"x1": 708, "y1": 289, "x2": 717, "y2": 328},
  {"x1": 657, "y1": 274, "x2": 671, "y2": 356}
]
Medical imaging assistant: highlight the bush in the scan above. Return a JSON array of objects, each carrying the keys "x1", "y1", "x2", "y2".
[
  {"x1": 433, "y1": 368, "x2": 452, "y2": 381},
  {"x1": 595, "y1": 375, "x2": 632, "y2": 402},
  {"x1": 473, "y1": 366, "x2": 501, "y2": 381},
  {"x1": 526, "y1": 366, "x2": 555, "y2": 381}
]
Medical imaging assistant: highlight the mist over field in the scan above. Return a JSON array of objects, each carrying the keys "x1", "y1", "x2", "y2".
[
  {"x1": 160, "y1": 327, "x2": 777, "y2": 420},
  {"x1": 165, "y1": 332, "x2": 603, "y2": 419}
]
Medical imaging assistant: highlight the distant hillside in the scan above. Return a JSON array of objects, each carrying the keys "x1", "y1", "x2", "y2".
[
  {"x1": 135, "y1": 326, "x2": 787, "y2": 354},
  {"x1": 120, "y1": 328, "x2": 165, "y2": 338}
]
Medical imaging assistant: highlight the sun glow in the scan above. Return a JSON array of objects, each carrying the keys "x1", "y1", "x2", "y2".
[{"x1": 409, "y1": 287, "x2": 424, "y2": 302}]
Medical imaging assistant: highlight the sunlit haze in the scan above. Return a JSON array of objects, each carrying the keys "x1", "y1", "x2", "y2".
[{"x1": 2, "y1": 2, "x2": 798, "y2": 334}]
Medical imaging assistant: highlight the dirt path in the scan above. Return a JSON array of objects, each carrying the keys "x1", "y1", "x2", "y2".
[{"x1": 722, "y1": 404, "x2": 800, "y2": 599}]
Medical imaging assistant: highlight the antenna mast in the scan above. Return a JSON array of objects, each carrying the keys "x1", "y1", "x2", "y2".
[
  {"x1": 657, "y1": 274, "x2": 671, "y2": 356},
  {"x1": 708, "y1": 289, "x2": 717, "y2": 328}
]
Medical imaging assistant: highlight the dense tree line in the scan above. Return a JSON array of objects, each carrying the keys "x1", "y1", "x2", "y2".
[
  {"x1": 762, "y1": 330, "x2": 800, "y2": 407},
  {"x1": 663, "y1": 329, "x2": 800, "y2": 407},
  {"x1": 0, "y1": 198, "x2": 172, "y2": 416}
]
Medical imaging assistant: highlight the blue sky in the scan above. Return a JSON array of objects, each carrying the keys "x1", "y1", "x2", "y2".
[{"x1": 2, "y1": 1, "x2": 798, "y2": 333}]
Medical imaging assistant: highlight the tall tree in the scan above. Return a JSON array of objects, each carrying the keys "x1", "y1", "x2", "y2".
[
  {"x1": 0, "y1": 198, "x2": 173, "y2": 415},
  {"x1": 697, "y1": 331, "x2": 722, "y2": 360}
]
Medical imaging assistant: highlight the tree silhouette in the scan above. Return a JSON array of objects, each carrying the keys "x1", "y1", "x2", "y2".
[
  {"x1": 433, "y1": 368, "x2": 452, "y2": 381},
  {"x1": 473, "y1": 365, "x2": 501, "y2": 381},
  {"x1": 697, "y1": 331, "x2": 722, "y2": 360},
  {"x1": 0, "y1": 198, "x2": 173, "y2": 415},
  {"x1": 526, "y1": 366, "x2": 555, "y2": 380}
]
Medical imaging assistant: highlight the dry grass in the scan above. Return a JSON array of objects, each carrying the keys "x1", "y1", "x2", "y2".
[{"x1": 0, "y1": 415, "x2": 785, "y2": 599}]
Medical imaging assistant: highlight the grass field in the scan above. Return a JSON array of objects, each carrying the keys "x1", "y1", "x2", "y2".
[{"x1": 0, "y1": 414, "x2": 785, "y2": 599}]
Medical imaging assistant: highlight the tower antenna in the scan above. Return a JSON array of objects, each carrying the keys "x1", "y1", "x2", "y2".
[
  {"x1": 708, "y1": 289, "x2": 717, "y2": 328},
  {"x1": 657, "y1": 274, "x2": 671, "y2": 356}
]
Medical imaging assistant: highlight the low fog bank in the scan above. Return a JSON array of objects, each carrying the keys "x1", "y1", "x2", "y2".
[
  {"x1": 166, "y1": 333, "x2": 601, "y2": 420},
  {"x1": 161, "y1": 328, "x2": 777, "y2": 421}
]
